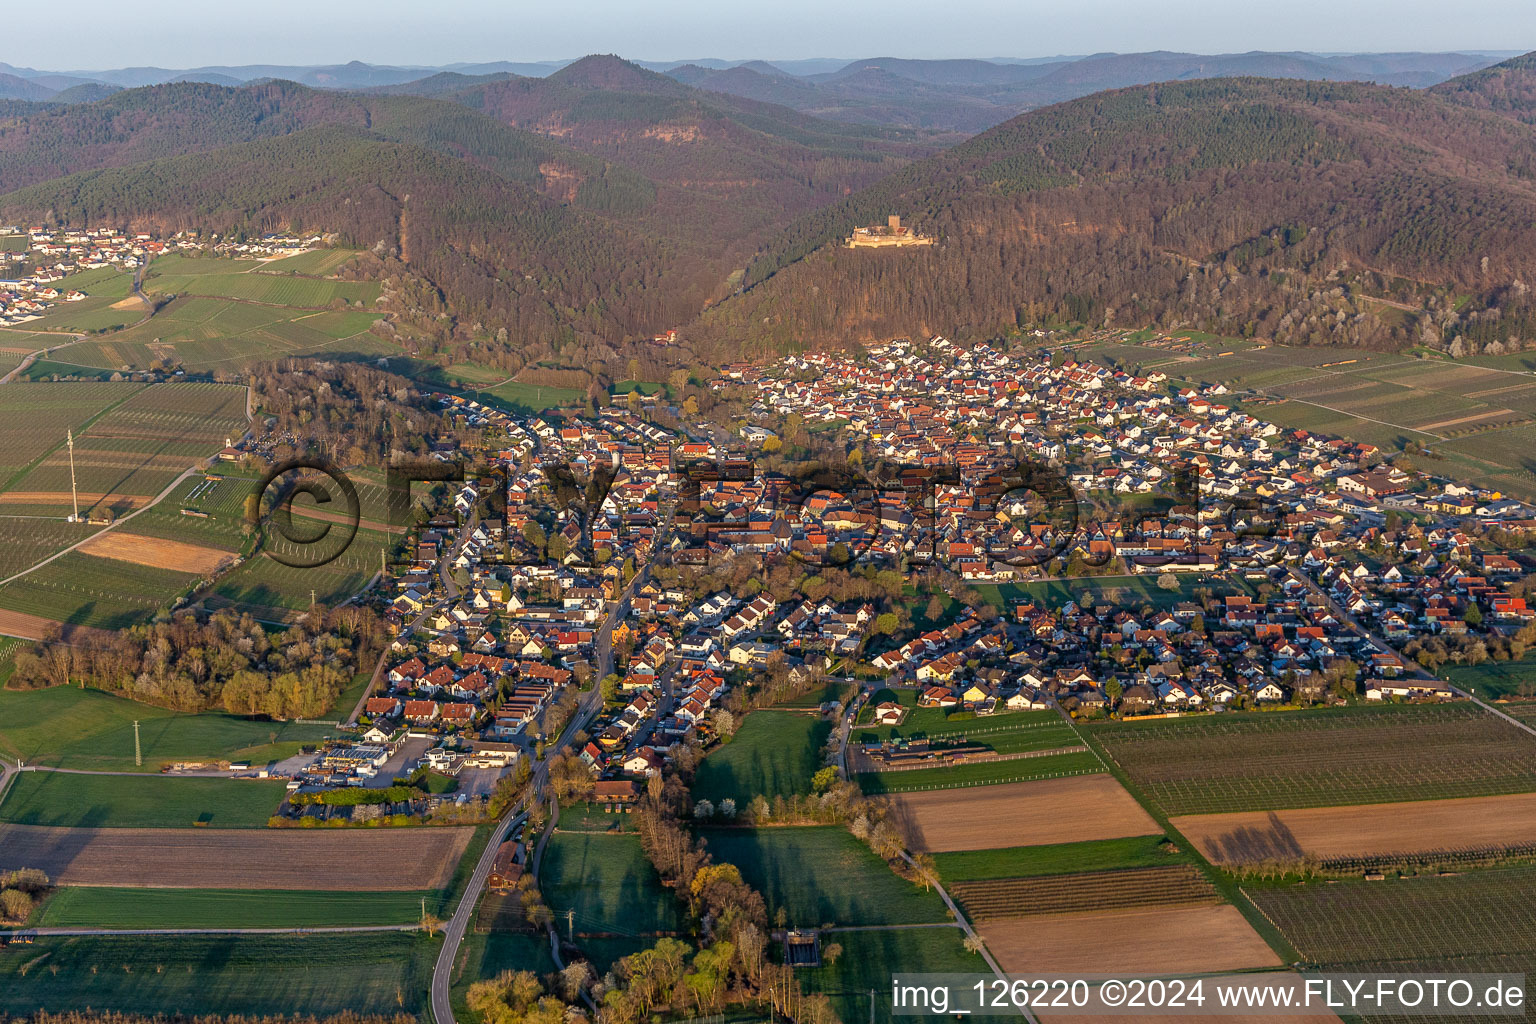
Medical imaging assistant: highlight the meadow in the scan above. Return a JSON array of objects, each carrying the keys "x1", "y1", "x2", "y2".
[
  {"x1": 539, "y1": 828, "x2": 679, "y2": 939},
  {"x1": 696, "y1": 826, "x2": 952, "y2": 926},
  {"x1": 0, "y1": 770, "x2": 286, "y2": 828},
  {"x1": 799, "y1": 926, "x2": 979, "y2": 1023},
  {"x1": 1088, "y1": 703, "x2": 1536, "y2": 816},
  {"x1": 691, "y1": 709, "x2": 831, "y2": 806},
  {"x1": 450, "y1": 931, "x2": 556, "y2": 1022},
  {"x1": 0, "y1": 933, "x2": 435, "y2": 1017},
  {"x1": 0, "y1": 636, "x2": 22, "y2": 686},
  {"x1": 0, "y1": 683, "x2": 333, "y2": 772},
  {"x1": 34, "y1": 886, "x2": 435, "y2": 928}
]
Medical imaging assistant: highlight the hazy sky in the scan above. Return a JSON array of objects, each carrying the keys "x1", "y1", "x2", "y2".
[{"x1": 6, "y1": 0, "x2": 1534, "y2": 70}]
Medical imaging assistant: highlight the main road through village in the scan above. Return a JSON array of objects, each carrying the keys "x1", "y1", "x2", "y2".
[{"x1": 428, "y1": 555, "x2": 650, "y2": 1024}]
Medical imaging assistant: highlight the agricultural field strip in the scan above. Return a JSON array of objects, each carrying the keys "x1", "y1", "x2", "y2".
[
  {"x1": 1246, "y1": 867, "x2": 1536, "y2": 966},
  {"x1": 951, "y1": 864, "x2": 1218, "y2": 921},
  {"x1": 0, "y1": 822, "x2": 474, "y2": 888},
  {"x1": 0, "y1": 383, "x2": 146, "y2": 488},
  {"x1": 1088, "y1": 704, "x2": 1536, "y2": 816},
  {"x1": 1090, "y1": 339, "x2": 1536, "y2": 439},
  {"x1": 0, "y1": 467, "x2": 198, "y2": 589}
]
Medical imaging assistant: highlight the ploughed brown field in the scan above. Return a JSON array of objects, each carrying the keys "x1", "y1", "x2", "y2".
[
  {"x1": 980, "y1": 904, "x2": 1282, "y2": 975},
  {"x1": 0, "y1": 608, "x2": 109, "y2": 642},
  {"x1": 894, "y1": 774, "x2": 1158, "y2": 852},
  {"x1": 0, "y1": 824, "x2": 474, "y2": 889},
  {"x1": 77, "y1": 530, "x2": 234, "y2": 574},
  {"x1": 1171, "y1": 792, "x2": 1536, "y2": 865}
]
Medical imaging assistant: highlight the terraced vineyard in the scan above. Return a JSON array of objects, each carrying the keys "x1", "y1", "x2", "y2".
[
  {"x1": 145, "y1": 259, "x2": 381, "y2": 307},
  {"x1": 3, "y1": 381, "x2": 247, "y2": 514},
  {"x1": 952, "y1": 864, "x2": 1217, "y2": 921},
  {"x1": 0, "y1": 551, "x2": 200, "y2": 629},
  {"x1": 1088, "y1": 704, "x2": 1536, "y2": 815},
  {"x1": 1248, "y1": 867, "x2": 1536, "y2": 970},
  {"x1": 61, "y1": 298, "x2": 388, "y2": 372},
  {"x1": 206, "y1": 525, "x2": 394, "y2": 618}
]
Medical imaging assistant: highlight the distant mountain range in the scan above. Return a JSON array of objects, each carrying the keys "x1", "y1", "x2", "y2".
[
  {"x1": 0, "y1": 51, "x2": 1522, "y2": 133},
  {"x1": 688, "y1": 52, "x2": 1536, "y2": 360},
  {"x1": 1, "y1": 50, "x2": 1534, "y2": 374}
]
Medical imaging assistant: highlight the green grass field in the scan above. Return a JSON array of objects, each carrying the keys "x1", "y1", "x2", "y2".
[
  {"x1": 855, "y1": 749, "x2": 1104, "y2": 795},
  {"x1": 697, "y1": 826, "x2": 951, "y2": 926},
  {"x1": 539, "y1": 828, "x2": 679, "y2": 938},
  {"x1": 969, "y1": 573, "x2": 1244, "y2": 614},
  {"x1": 35, "y1": 887, "x2": 435, "y2": 928},
  {"x1": 691, "y1": 710, "x2": 831, "y2": 806},
  {"x1": 0, "y1": 933, "x2": 435, "y2": 1017},
  {"x1": 0, "y1": 637, "x2": 23, "y2": 687},
  {"x1": 0, "y1": 770, "x2": 286, "y2": 828},
  {"x1": 0, "y1": 684, "x2": 333, "y2": 772},
  {"x1": 1440, "y1": 651, "x2": 1536, "y2": 700},
  {"x1": 479, "y1": 379, "x2": 583, "y2": 412},
  {"x1": 800, "y1": 926, "x2": 980, "y2": 1024},
  {"x1": 931, "y1": 834, "x2": 1178, "y2": 883},
  {"x1": 450, "y1": 930, "x2": 556, "y2": 1022}
]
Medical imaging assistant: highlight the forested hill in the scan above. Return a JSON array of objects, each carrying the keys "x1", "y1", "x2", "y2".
[
  {"x1": 0, "y1": 72, "x2": 941, "y2": 367},
  {"x1": 688, "y1": 73, "x2": 1536, "y2": 359},
  {"x1": 1431, "y1": 51, "x2": 1536, "y2": 124},
  {"x1": 438, "y1": 55, "x2": 937, "y2": 261},
  {"x1": 0, "y1": 85, "x2": 725, "y2": 368}
]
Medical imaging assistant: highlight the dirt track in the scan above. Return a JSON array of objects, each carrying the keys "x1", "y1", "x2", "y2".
[
  {"x1": 78, "y1": 530, "x2": 234, "y2": 573},
  {"x1": 0, "y1": 823, "x2": 474, "y2": 889},
  {"x1": 981, "y1": 904, "x2": 1282, "y2": 975},
  {"x1": 895, "y1": 774, "x2": 1159, "y2": 852},
  {"x1": 1172, "y1": 792, "x2": 1536, "y2": 865}
]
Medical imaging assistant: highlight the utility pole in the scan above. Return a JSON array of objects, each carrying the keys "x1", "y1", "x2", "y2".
[
  {"x1": 66, "y1": 428, "x2": 79, "y2": 522},
  {"x1": 133, "y1": 719, "x2": 141, "y2": 767}
]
